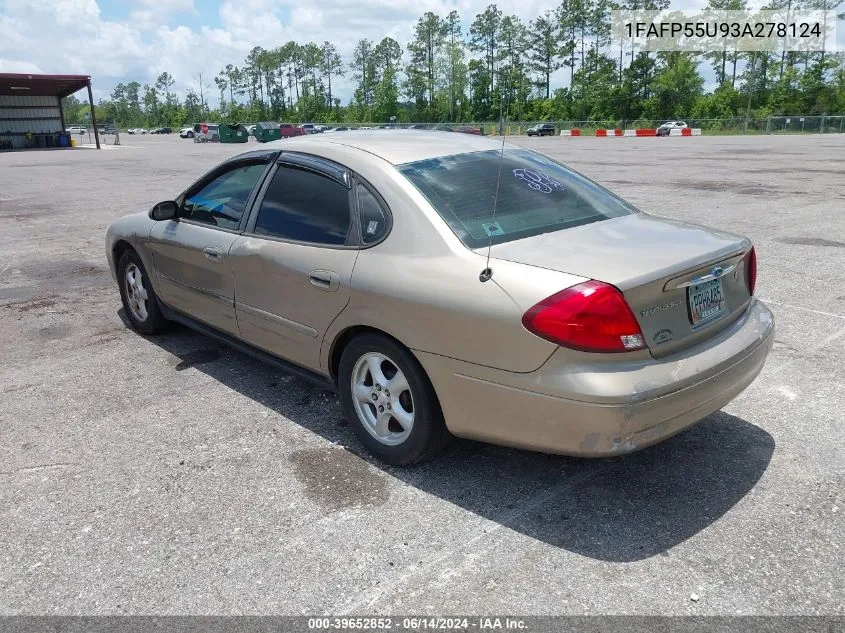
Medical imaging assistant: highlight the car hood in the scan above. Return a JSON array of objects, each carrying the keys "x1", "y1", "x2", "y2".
[{"x1": 481, "y1": 213, "x2": 748, "y2": 291}]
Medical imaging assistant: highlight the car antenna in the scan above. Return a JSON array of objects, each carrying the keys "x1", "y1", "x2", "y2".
[{"x1": 479, "y1": 90, "x2": 509, "y2": 283}]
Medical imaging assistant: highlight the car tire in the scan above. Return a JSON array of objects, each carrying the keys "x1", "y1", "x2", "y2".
[
  {"x1": 117, "y1": 249, "x2": 167, "y2": 335},
  {"x1": 338, "y1": 333, "x2": 451, "y2": 465}
]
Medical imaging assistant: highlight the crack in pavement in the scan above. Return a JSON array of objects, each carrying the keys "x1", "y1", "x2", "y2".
[{"x1": 0, "y1": 462, "x2": 76, "y2": 476}]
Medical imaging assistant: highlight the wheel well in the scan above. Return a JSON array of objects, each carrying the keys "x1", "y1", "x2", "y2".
[
  {"x1": 112, "y1": 240, "x2": 134, "y2": 267},
  {"x1": 328, "y1": 325, "x2": 409, "y2": 382}
]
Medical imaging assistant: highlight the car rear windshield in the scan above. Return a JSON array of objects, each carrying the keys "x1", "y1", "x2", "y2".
[{"x1": 398, "y1": 149, "x2": 637, "y2": 249}]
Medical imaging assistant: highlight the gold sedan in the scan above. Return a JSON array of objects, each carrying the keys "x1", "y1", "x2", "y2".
[{"x1": 106, "y1": 131, "x2": 774, "y2": 464}]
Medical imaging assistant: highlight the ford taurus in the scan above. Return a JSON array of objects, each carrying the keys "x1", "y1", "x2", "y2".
[{"x1": 106, "y1": 131, "x2": 774, "y2": 465}]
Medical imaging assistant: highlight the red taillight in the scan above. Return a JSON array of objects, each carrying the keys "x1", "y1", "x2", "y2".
[
  {"x1": 522, "y1": 280, "x2": 647, "y2": 353},
  {"x1": 746, "y1": 246, "x2": 757, "y2": 296}
]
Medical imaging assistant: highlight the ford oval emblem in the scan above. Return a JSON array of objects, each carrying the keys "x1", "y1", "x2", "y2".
[{"x1": 712, "y1": 266, "x2": 724, "y2": 277}]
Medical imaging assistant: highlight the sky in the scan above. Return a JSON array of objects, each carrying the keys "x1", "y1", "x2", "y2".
[{"x1": 0, "y1": 0, "x2": 842, "y2": 106}]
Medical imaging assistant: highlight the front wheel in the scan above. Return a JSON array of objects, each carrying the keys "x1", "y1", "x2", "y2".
[
  {"x1": 117, "y1": 250, "x2": 167, "y2": 335},
  {"x1": 338, "y1": 334, "x2": 450, "y2": 465}
]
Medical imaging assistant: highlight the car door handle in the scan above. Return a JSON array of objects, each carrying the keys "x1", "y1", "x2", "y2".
[
  {"x1": 203, "y1": 247, "x2": 223, "y2": 263},
  {"x1": 309, "y1": 270, "x2": 340, "y2": 291}
]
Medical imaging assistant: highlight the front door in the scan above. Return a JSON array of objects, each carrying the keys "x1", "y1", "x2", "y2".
[
  {"x1": 230, "y1": 159, "x2": 366, "y2": 372},
  {"x1": 148, "y1": 160, "x2": 269, "y2": 334}
]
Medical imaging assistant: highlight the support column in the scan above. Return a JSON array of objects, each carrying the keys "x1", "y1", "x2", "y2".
[{"x1": 87, "y1": 78, "x2": 100, "y2": 149}]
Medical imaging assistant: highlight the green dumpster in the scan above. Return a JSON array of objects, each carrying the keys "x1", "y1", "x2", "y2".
[
  {"x1": 254, "y1": 121, "x2": 281, "y2": 143},
  {"x1": 219, "y1": 123, "x2": 249, "y2": 143}
]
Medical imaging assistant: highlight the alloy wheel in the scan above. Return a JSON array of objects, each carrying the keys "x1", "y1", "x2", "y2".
[
  {"x1": 124, "y1": 263, "x2": 149, "y2": 322},
  {"x1": 350, "y1": 352, "x2": 415, "y2": 446}
]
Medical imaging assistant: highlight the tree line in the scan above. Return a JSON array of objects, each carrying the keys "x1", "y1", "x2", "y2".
[{"x1": 64, "y1": 0, "x2": 845, "y2": 127}]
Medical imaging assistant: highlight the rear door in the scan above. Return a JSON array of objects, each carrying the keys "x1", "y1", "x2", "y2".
[
  {"x1": 229, "y1": 154, "x2": 373, "y2": 372},
  {"x1": 148, "y1": 158, "x2": 270, "y2": 334}
]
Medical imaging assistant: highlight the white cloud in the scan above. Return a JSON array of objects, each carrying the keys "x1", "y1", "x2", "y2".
[
  {"x1": 1, "y1": 0, "x2": 565, "y2": 104},
  {"x1": 138, "y1": 0, "x2": 194, "y2": 10},
  {"x1": 4, "y1": 0, "x2": 841, "y2": 105},
  {"x1": 0, "y1": 59, "x2": 43, "y2": 73}
]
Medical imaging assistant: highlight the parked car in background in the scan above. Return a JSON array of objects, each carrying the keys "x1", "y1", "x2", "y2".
[
  {"x1": 105, "y1": 131, "x2": 772, "y2": 465},
  {"x1": 299, "y1": 124, "x2": 316, "y2": 134},
  {"x1": 66, "y1": 126, "x2": 86, "y2": 135},
  {"x1": 151, "y1": 127, "x2": 173, "y2": 134},
  {"x1": 455, "y1": 125, "x2": 483, "y2": 135},
  {"x1": 657, "y1": 121, "x2": 688, "y2": 136},
  {"x1": 97, "y1": 124, "x2": 116, "y2": 135},
  {"x1": 180, "y1": 127, "x2": 195, "y2": 138},
  {"x1": 527, "y1": 123, "x2": 556, "y2": 137},
  {"x1": 280, "y1": 124, "x2": 305, "y2": 138},
  {"x1": 246, "y1": 125, "x2": 257, "y2": 137},
  {"x1": 128, "y1": 128, "x2": 147, "y2": 134},
  {"x1": 325, "y1": 127, "x2": 348, "y2": 132}
]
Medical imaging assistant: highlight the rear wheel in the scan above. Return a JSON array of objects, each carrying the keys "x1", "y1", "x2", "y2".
[
  {"x1": 118, "y1": 250, "x2": 167, "y2": 335},
  {"x1": 338, "y1": 333, "x2": 450, "y2": 465}
]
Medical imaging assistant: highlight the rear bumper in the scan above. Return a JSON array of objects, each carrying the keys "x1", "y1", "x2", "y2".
[{"x1": 416, "y1": 299, "x2": 774, "y2": 457}]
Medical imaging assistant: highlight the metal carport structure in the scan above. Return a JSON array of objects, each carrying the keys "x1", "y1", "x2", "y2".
[{"x1": 0, "y1": 73, "x2": 99, "y2": 150}]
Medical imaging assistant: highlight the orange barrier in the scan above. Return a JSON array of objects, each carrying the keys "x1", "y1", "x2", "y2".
[
  {"x1": 571, "y1": 128, "x2": 581, "y2": 136},
  {"x1": 681, "y1": 127, "x2": 692, "y2": 136},
  {"x1": 635, "y1": 128, "x2": 657, "y2": 137}
]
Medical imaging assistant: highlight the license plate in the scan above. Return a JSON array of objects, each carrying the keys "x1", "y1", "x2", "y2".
[{"x1": 688, "y1": 278, "x2": 726, "y2": 326}]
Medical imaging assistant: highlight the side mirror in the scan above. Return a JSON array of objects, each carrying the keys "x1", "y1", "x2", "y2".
[{"x1": 150, "y1": 200, "x2": 178, "y2": 221}]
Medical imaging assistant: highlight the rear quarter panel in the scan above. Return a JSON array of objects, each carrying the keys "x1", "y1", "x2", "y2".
[{"x1": 312, "y1": 144, "x2": 576, "y2": 374}]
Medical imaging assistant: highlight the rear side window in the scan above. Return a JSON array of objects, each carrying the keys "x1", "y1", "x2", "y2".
[
  {"x1": 181, "y1": 163, "x2": 266, "y2": 230},
  {"x1": 356, "y1": 185, "x2": 389, "y2": 244},
  {"x1": 253, "y1": 165, "x2": 352, "y2": 245},
  {"x1": 398, "y1": 149, "x2": 636, "y2": 248}
]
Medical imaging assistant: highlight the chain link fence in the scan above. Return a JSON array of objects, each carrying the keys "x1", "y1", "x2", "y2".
[{"x1": 335, "y1": 116, "x2": 845, "y2": 135}]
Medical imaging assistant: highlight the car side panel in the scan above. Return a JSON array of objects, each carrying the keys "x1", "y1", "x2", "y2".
[
  {"x1": 147, "y1": 220, "x2": 240, "y2": 335},
  {"x1": 321, "y1": 247, "x2": 581, "y2": 375},
  {"x1": 105, "y1": 212, "x2": 158, "y2": 289},
  {"x1": 291, "y1": 143, "x2": 580, "y2": 375},
  {"x1": 230, "y1": 236, "x2": 358, "y2": 372}
]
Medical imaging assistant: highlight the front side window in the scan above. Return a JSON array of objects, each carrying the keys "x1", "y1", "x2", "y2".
[
  {"x1": 181, "y1": 162, "x2": 267, "y2": 230},
  {"x1": 398, "y1": 149, "x2": 637, "y2": 249},
  {"x1": 253, "y1": 165, "x2": 352, "y2": 245}
]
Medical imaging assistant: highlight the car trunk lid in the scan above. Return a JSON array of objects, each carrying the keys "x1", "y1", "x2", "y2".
[{"x1": 483, "y1": 214, "x2": 753, "y2": 356}]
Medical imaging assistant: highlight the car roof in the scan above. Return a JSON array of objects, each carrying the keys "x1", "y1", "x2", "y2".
[{"x1": 248, "y1": 130, "x2": 514, "y2": 165}]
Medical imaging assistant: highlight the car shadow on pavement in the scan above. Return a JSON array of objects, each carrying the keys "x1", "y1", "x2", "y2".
[{"x1": 139, "y1": 319, "x2": 775, "y2": 563}]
